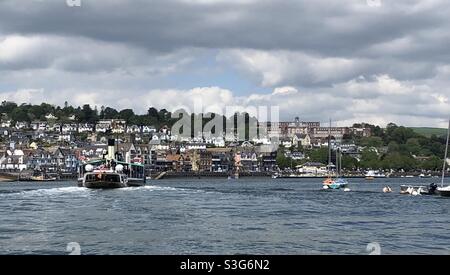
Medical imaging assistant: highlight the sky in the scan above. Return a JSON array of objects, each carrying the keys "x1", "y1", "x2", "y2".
[{"x1": 1, "y1": 0, "x2": 450, "y2": 127}]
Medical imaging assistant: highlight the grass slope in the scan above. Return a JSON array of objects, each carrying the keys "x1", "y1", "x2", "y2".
[{"x1": 409, "y1": 127, "x2": 447, "y2": 137}]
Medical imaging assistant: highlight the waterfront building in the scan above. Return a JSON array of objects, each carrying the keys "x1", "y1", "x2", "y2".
[
  {"x1": 292, "y1": 133, "x2": 311, "y2": 148},
  {"x1": 54, "y1": 148, "x2": 79, "y2": 172},
  {"x1": 207, "y1": 148, "x2": 233, "y2": 172},
  {"x1": 297, "y1": 162, "x2": 327, "y2": 175},
  {"x1": 238, "y1": 148, "x2": 259, "y2": 172},
  {"x1": 0, "y1": 155, "x2": 28, "y2": 170}
]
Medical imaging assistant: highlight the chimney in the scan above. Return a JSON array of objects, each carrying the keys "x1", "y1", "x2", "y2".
[{"x1": 107, "y1": 139, "x2": 115, "y2": 160}]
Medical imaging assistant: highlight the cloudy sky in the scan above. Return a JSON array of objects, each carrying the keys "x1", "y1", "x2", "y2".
[{"x1": 1, "y1": 0, "x2": 450, "y2": 127}]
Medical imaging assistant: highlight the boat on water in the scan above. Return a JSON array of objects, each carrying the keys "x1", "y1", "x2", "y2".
[
  {"x1": 0, "y1": 172, "x2": 19, "y2": 182},
  {"x1": 400, "y1": 183, "x2": 438, "y2": 196},
  {"x1": 334, "y1": 147, "x2": 349, "y2": 189},
  {"x1": 365, "y1": 170, "x2": 386, "y2": 180},
  {"x1": 437, "y1": 119, "x2": 450, "y2": 197},
  {"x1": 322, "y1": 120, "x2": 348, "y2": 190},
  {"x1": 77, "y1": 139, "x2": 146, "y2": 189},
  {"x1": 30, "y1": 174, "x2": 57, "y2": 182},
  {"x1": 438, "y1": 186, "x2": 450, "y2": 197}
]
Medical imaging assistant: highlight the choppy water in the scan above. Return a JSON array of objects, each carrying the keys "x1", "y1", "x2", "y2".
[{"x1": 0, "y1": 178, "x2": 449, "y2": 255}]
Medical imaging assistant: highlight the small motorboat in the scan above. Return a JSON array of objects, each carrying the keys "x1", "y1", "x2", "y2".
[
  {"x1": 400, "y1": 184, "x2": 438, "y2": 196},
  {"x1": 383, "y1": 186, "x2": 393, "y2": 193},
  {"x1": 438, "y1": 186, "x2": 450, "y2": 197}
]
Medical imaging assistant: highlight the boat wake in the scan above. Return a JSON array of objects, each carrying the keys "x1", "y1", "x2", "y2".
[
  {"x1": 0, "y1": 185, "x2": 196, "y2": 198},
  {"x1": 119, "y1": 185, "x2": 185, "y2": 192},
  {"x1": 19, "y1": 187, "x2": 90, "y2": 197},
  {"x1": 0, "y1": 187, "x2": 90, "y2": 198}
]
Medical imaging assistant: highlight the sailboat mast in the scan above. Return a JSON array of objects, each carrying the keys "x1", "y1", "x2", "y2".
[
  {"x1": 339, "y1": 147, "x2": 342, "y2": 177},
  {"x1": 328, "y1": 119, "x2": 331, "y2": 172},
  {"x1": 441, "y1": 119, "x2": 450, "y2": 187}
]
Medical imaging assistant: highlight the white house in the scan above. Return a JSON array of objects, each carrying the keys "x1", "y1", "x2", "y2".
[
  {"x1": 142, "y1": 126, "x2": 157, "y2": 134},
  {"x1": 0, "y1": 155, "x2": 27, "y2": 170},
  {"x1": 15, "y1": 121, "x2": 29, "y2": 130},
  {"x1": 187, "y1": 144, "x2": 207, "y2": 150},
  {"x1": 50, "y1": 123, "x2": 62, "y2": 133},
  {"x1": 57, "y1": 134, "x2": 73, "y2": 142},
  {"x1": 78, "y1": 123, "x2": 94, "y2": 133},
  {"x1": 1, "y1": 120, "x2": 11, "y2": 128},
  {"x1": 31, "y1": 121, "x2": 48, "y2": 131},
  {"x1": 213, "y1": 137, "x2": 225, "y2": 147},
  {"x1": 292, "y1": 133, "x2": 311, "y2": 147},
  {"x1": 126, "y1": 125, "x2": 141, "y2": 134},
  {"x1": 281, "y1": 137, "x2": 293, "y2": 148},
  {"x1": 62, "y1": 123, "x2": 78, "y2": 133},
  {"x1": 45, "y1": 114, "x2": 58, "y2": 120}
]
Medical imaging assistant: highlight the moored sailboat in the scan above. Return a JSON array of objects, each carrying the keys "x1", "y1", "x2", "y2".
[
  {"x1": 438, "y1": 119, "x2": 450, "y2": 197},
  {"x1": 322, "y1": 119, "x2": 348, "y2": 190}
]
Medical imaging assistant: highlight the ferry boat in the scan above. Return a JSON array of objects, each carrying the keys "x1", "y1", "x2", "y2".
[{"x1": 78, "y1": 139, "x2": 146, "y2": 189}]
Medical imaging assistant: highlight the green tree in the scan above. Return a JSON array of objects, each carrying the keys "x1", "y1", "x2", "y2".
[
  {"x1": 360, "y1": 148, "x2": 380, "y2": 169},
  {"x1": 359, "y1": 136, "x2": 383, "y2": 147},
  {"x1": 102, "y1": 107, "x2": 119, "y2": 119},
  {"x1": 342, "y1": 155, "x2": 358, "y2": 170},
  {"x1": 276, "y1": 149, "x2": 291, "y2": 169},
  {"x1": 406, "y1": 138, "x2": 421, "y2": 155},
  {"x1": 10, "y1": 108, "x2": 30, "y2": 123},
  {"x1": 79, "y1": 104, "x2": 98, "y2": 123},
  {"x1": 420, "y1": 156, "x2": 443, "y2": 171},
  {"x1": 307, "y1": 147, "x2": 328, "y2": 164},
  {"x1": 118, "y1": 109, "x2": 135, "y2": 123}
]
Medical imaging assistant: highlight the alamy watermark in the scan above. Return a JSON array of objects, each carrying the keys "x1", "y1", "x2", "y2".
[
  {"x1": 66, "y1": 242, "x2": 81, "y2": 255},
  {"x1": 66, "y1": 0, "x2": 81, "y2": 7},
  {"x1": 366, "y1": 242, "x2": 381, "y2": 255},
  {"x1": 367, "y1": 0, "x2": 382, "y2": 7},
  {"x1": 169, "y1": 100, "x2": 280, "y2": 148}
]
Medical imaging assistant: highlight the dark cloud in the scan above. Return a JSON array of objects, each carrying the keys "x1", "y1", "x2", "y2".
[{"x1": 1, "y1": 0, "x2": 450, "y2": 126}]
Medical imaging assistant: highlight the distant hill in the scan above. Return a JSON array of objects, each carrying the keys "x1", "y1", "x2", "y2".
[{"x1": 409, "y1": 127, "x2": 447, "y2": 137}]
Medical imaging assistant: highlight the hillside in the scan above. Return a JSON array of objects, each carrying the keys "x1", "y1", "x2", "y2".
[{"x1": 409, "y1": 127, "x2": 447, "y2": 137}]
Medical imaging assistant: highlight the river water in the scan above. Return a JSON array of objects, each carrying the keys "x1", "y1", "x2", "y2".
[{"x1": 0, "y1": 178, "x2": 449, "y2": 255}]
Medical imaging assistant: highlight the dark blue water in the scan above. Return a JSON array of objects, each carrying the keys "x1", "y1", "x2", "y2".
[{"x1": 0, "y1": 178, "x2": 449, "y2": 255}]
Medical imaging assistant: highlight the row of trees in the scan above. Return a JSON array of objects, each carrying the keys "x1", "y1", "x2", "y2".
[
  {"x1": 0, "y1": 101, "x2": 176, "y2": 129},
  {"x1": 1, "y1": 101, "x2": 262, "y2": 139}
]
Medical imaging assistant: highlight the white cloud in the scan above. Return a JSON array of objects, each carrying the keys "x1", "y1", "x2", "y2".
[
  {"x1": 2, "y1": 74, "x2": 450, "y2": 127},
  {"x1": 0, "y1": 34, "x2": 194, "y2": 74},
  {"x1": 1, "y1": 0, "x2": 450, "y2": 127}
]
